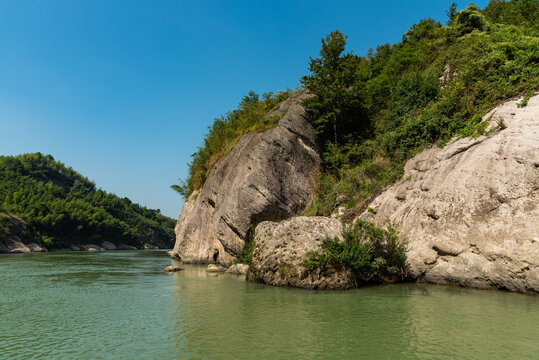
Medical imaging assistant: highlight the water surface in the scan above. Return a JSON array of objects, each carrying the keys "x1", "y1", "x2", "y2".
[{"x1": 0, "y1": 251, "x2": 537, "y2": 359}]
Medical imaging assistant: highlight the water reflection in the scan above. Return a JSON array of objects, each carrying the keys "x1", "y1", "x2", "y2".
[
  {"x1": 1, "y1": 253, "x2": 537, "y2": 360},
  {"x1": 168, "y1": 266, "x2": 538, "y2": 360}
]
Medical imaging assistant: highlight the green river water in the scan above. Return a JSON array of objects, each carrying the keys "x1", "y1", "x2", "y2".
[{"x1": 0, "y1": 251, "x2": 537, "y2": 359}]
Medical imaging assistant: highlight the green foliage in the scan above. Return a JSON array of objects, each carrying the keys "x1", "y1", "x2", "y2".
[
  {"x1": 484, "y1": 0, "x2": 539, "y2": 29},
  {"x1": 301, "y1": 220, "x2": 407, "y2": 283},
  {"x1": 171, "y1": 179, "x2": 189, "y2": 199},
  {"x1": 0, "y1": 211, "x2": 17, "y2": 241},
  {"x1": 183, "y1": 90, "x2": 291, "y2": 195},
  {"x1": 0, "y1": 153, "x2": 176, "y2": 248},
  {"x1": 302, "y1": 0, "x2": 539, "y2": 217},
  {"x1": 301, "y1": 31, "x2": 369, "y2": 146},
  {"x1": 236, "y1": 240, "x2": 254, "y2": 265}
]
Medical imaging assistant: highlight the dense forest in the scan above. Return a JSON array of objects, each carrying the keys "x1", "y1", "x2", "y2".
[
  {"x1": 0, "y1": 153, "x2": 175, "y2": 249},
  {"x1": 177, "y1": 0, "x2": 538, "y2": 220}
]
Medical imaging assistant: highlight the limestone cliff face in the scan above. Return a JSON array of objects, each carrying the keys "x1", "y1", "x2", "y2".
[
  {"x1": 172, "y1": 91, "x2": 321, "y2": 264},
  {"x1": 360, "y1": 94, "x2": 539, "y2": 293}
]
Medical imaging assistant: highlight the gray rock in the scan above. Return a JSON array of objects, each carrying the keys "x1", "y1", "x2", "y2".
[
  {"x1": 26, "y1": 243, "x2": 47, "y2": 252},
  {"x1": 164, "y1": 265, "x2": 183, "y2": 272},
  {"x1": 207, "y1": 264, "x2": 227, "y2": 273},
  {"x1": 69, "y1": 244, "x2": 81, "y2": 251},
  {"x1": 359, "y1": 94, "x2": 539, "y2": 293},
  {"x1": 117, "y1": 243, "x2": 138, "y2": 250},
  {"x1": 84, "y1": 244, "x2": 104, "y2": 251},
  {"x1": 0, "y1": 236, "x2": 31, "y2": 253},
  {"x1": 171, "y1": 91, "x2": 321, "y2": 265},
  {"x1": 225, "y1": 263, "x2": 249, "y2": 275},
  {"x1": 101, "y1": 241, "x2": 117, "y2": 250},
  {"x1": 247, "y1": 216, "x2": 355, "y2": 289}
]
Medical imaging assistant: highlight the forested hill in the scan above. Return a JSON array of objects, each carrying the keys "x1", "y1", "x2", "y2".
[{"x1": 0, "y1": 153, "x2": 175, "y2": 249}]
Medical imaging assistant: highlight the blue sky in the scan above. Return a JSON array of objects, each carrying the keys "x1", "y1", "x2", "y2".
[{"x1": 0, "y1": 0, "x2": 489, "y2": 218}]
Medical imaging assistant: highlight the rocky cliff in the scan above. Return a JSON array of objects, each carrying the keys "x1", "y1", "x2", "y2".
[
  {"x1": 171, "y1": 91, "x2": 321, "y2": 264},
  {"x1": 360, "y1": 94, "x2": 539, "y2": 293}
]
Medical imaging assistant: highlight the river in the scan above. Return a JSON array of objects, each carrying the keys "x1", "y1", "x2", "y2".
[{"x1": 0, "y1": 251, "x2": 537, "y2": 359}]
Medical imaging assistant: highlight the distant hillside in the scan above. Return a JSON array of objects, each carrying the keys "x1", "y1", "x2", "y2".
[{"x1": 0, "y1": 153, "x2": 175, "y2": 249}]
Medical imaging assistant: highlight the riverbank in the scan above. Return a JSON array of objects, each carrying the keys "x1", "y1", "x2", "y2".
[{"x1": 0, "y1": 237, "x2": 164, "y2": 254}]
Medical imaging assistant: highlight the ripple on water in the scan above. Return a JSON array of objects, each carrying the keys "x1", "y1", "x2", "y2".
[{"x1": 1, "y1": 252, "x2": 538, "y2": 359}]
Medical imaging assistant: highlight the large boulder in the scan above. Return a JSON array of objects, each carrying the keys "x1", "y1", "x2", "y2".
[
  {"x1": 360, "y1": 94, "x2": 539, "y2": 293},
  {"x1": 117, "y1": 243, "x2": 138, "y2": 250},
  {"x1": 171, "y1": 91, "x2": 321, "y2": 264},
  {"x1": 84, "y1": 244, "x2": 104, "y2": 251},
  {"x1": 247, "y1": 217, "x2": 355, "y2": 289},
  {"x1": 0, "y1": 213, "x2": 29, "y2": 254},
  {"x1": 101, "y1": 241, "x2": 117, "y2": 250},
  {"x1": 0, "y1": 235, "x2": 31, "y2": 253},
  {"x1": 225, "y1": 263, "x2": 249, "y2": 275},
  {"x1": 26, "y1": 243, "x2": 47, "y2": 252}
]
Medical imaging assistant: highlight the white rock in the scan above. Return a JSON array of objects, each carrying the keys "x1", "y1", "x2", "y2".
[{"x1": 359, "y1": 94, "x2": 539, "y2": 293}]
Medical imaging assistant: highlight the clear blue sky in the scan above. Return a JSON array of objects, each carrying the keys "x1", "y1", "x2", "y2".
[{"x1": 0, "y1": 0, "x2": 489, "y2": 218}]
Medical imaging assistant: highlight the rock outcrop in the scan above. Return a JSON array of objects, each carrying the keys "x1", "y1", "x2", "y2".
[
  {"x1": 0, "y1": 213, "x2": 30, "y2": 254},
  {"x1": 101, "y1": 241, "x2": 117, "y2": 250},
  {"x1": 207, "y1": 264, "x2": 227, "y2": 272},
  {"x1": 360, "y1": 94, "x2": 539, "y2": 293},
  {"x1": 225, "y1": 263, "x2": 249, "y2": 275},
  {"x1": 0, "y1": 236, "x2": 31, "y2": 253},
  {"x1": 26, "y1": 243, "x2": 47, "y2": 252},
  {"x1": 84, "y1": 244, "x2": 104, "y2": 251},
  {"x1": 164, "y1": 265, "x2": 183, "y2": 272},
  {"x1": 172, "y1": 91, "x2": 321, "y2": 264},
  {"x1": 247, "y1": 217, "x2": 355, "y2": 289}
]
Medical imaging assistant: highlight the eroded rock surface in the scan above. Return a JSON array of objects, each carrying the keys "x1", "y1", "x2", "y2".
[
  {"x1": 0, "y1": 236, "x2": 31, "y2": 253},
  {"x1": 26, "y1": 243, "x2": 47, "y2": 252},
  {"x1": 101, "y1": 241, "x2": 117, "y2": 250},
  {"x1": 172, "y1": 91, "x2": 321, "y2": 264},
  {"x1": 247, "y1": 217, "x2": 355, "y2": 289},
  {"x1": 225, "y1": 263, "x2": 249, "y2": 275},
  {"x1": 0, "y1": 214, "x2": 30, "y2": 253},
  {"x1": 207, "y1": 264, "x2": 227, "y2": 273},
  {"x1": 360, "y1": 95, "x2": 539, "y2": 293}
]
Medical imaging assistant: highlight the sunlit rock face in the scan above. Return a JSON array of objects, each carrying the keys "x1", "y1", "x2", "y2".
[
  {"x1": 172, "y1": 91, "x2": 320, "y2": 265},
  {"x1": 360, "y1": 94, "x2": 539, "y2": 293},
  {"x1": 247, "y1": 216, "x2": 355, "y2": 290}
]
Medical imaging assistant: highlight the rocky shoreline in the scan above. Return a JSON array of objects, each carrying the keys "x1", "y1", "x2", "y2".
[
  {"x1": 0, "y1": 215, "x2": 160, "y2": 254},
  {"x1": 0, "y1": 237, "x2": 156, "y2": 254}
]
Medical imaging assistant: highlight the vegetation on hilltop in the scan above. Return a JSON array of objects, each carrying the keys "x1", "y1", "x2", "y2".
[
  {"x1": 0, "y1": 153, "x2": 175, "y2": 248},
  {"x1": 301, "y1": 1, "x2": 538, "y2": 217},
  {"x1": 172, "y1": 90, "x2": 292, "y2": 198}
]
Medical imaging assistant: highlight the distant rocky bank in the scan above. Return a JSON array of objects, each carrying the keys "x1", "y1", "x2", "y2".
[{"x1": 0, "y1": 214, "x2": 163, "y2": 254}]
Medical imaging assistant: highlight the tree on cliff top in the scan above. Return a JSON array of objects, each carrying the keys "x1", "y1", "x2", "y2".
[{"x1": 301, "y1": 30, "x2": 369, "y2": 147}]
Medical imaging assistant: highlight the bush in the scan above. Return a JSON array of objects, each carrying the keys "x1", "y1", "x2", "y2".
[{"x1": 301, "y1": 220, "x2": 407, "y2": 284}]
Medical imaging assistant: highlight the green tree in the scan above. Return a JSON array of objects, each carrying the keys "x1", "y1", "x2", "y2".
[
  {"x1": 301, "y1": 31, "x2": 368, "y2": 147},
  {"x1": 171, "y1": 179, "x2": 189, "y2": 199}
]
